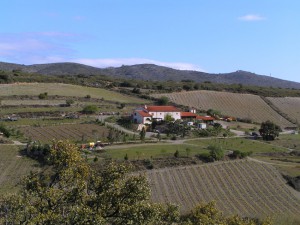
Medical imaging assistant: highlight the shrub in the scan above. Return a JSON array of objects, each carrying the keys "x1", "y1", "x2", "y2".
[
  {"x1": 82, "y1": 105, "x2": 98, "y2": 114},
  {"x1": 38, "y1": 92, "x2": 48, "y2": 99},
  {"x1": 0, "y1": 124, "x2": 11, "y2": 137},
  {"x1": 208, "y1": 144, "x2": 224, "y2": 161}
]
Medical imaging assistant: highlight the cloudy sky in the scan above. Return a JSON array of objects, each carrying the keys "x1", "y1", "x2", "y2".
[{"x1": 0, "y1": 0, "x2": 299, "y2": 82}]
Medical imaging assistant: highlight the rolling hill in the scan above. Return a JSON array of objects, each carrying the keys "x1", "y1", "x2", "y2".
[{"x1": 1, "y1": 62, "x2": 300, "y2": 89}]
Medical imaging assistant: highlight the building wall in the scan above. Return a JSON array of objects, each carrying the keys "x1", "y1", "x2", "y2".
[
  {"x1": 133, "y1": 112, "x2": 144, "y2": 124},
  {"x1": 149, "y1": 111, "x2": 181, "y2": 121}
]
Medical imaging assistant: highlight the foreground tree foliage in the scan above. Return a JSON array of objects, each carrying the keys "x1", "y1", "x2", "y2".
[{"x1": 0, "y1": 141, "x2": 272, "y2": 224}]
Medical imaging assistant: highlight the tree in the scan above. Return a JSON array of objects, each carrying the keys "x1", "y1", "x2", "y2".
[
  {"x1": 0, "y1": 141, "x2": 180, "y2": 225},
  {"x1": 164, "y1": 114, "x2": 175, "y2": 122},
  {"x1": 157, "y1": 96, "x2": 169, "y2": 105},
  {"x1": 259, "y1": 120, "x2": 282, "y2": 141},
  {"x1": 140, "y1": 127, "x2": 146, "y2": 142}
]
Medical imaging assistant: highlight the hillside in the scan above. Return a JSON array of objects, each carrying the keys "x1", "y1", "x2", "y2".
[
  {"x1": 0, "y1": 83, "x2": 147, "y2": 104},
  {"x1": 266, "y1": 97, "x2": 300, "y2": 124},
  {"x1": 1, "y1": 62, "x2": 300, "y2": 89},
  {"x1": 152, "y1": 90, "x2": 294, "y2": 128},
  {"x1": 147, "y1": 160, "x2": 300, "y2": 218}
]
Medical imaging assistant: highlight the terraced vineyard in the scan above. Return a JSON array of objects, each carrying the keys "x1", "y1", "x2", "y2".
[
  {"x1": 267, "y1": 97, "x2": 300, "y2": 124},
  {"x1": 1, "y1": 99, "x2": 66, "y2": 106},
  {"x1": 152, "y1": 90, "x2": 293, "y2": 127},
  {"x1": 0, "y1": 83, "x2": 148, "y2": 103},
  {"x1": 146, "y1": 160, "x2": 300, "y2": 218},
  {"x1": 19, "y1": 124, "x2": 110, "y2": 143}
]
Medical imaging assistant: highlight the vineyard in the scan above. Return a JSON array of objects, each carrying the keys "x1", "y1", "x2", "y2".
[
  {"x1": 0, "y1": 145, "x2": 39, "y2": 194},
  {"x1": 1, "y1": 99, "x2": 66, "y2": 106},
  {"x1": 267, "y1": 97, "x2": 300, "y2": 124},
  {"x1": 146, "y1": 160, "x2": 300, "y2": 218},
  {"x1": 152, "y1": 90, "x2": 293, "y2": 127},
  {"x1": 0, "y1": 83, "x2": 148, "y2": 103},
  {"x1": 19, "y1": 124, "x2": 110, "y2": 143}
]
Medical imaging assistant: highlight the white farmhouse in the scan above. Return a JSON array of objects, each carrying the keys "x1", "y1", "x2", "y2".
[{"x1": 133, "y1": 105, "x2": 181, "y2": 124}]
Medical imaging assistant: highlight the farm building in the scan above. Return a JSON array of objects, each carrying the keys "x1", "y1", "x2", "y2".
[
  {"x1": 133, "y1": 105, "x2": 181, "y2": 124},
  {"x1": 133, "y1": 110, "x2": 152, "y2": 124},
  {"x1": 133, "y1": 105, "x2": 214, "y2": 125}
]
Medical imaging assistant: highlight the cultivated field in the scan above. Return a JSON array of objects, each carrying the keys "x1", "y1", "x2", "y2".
[
  {"x1": 0, "y1": 83, "x2": 147, "y2": 103},
  {"x1": 267, "y1": 97, "x2": 300, "y2": 124},
  {"x1": 19, "y1": 124, "x2": 110, "y2": 143},
  {"x1": 152, "y1": 90, "x2": 293, "y2": 128},
  {"x1": 0, "y1": 99, "x2": 66, "y2": 106},
  {"x1": 146, "y1": 160, "x2": 300, "y2": 218},
  {"x1": 0, "y1": 145, "x2": 39, "y2": 194}
]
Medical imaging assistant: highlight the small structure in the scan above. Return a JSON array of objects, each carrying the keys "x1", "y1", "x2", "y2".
[
  {"x1": 198, "y1": 123, "x2": 207, "y2": 129},
  {"x1": 196, "y1": 115, "x2": 214, "y2": 124},
  {"x1": 133, "y1": 110, "x2": 152, "y2": 124}
]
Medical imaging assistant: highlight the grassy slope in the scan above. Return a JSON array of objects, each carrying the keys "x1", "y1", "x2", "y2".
[
  {"x1": 102, "y1": 137, "x2": 288, "y2": 160},
  {"x1": 0, "y1": 83, "x2": 148, "y2": 104},
  {"x1": 0, "y1": 145, "x2": 39, "y2": 194}
]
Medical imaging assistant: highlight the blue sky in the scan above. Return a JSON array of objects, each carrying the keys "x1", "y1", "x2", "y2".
[{"x1": 0, "y1": 0, "x2": 299, "y2": 82}]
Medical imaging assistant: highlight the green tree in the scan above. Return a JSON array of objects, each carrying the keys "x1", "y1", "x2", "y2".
[
  {"x1": 0, "y1": 141, "x2": 180, "y2": 225},
  {"x1": 140, "y1": 127, "x2": 146, "y2": 142},
  {"x1": 157, "y1": 96, "x2": 169, "y2": 105},
  {"x1": 259, "y1": 120, "x2": 282, "y2": 141},
  {"x1": 164, "y1": 114, "x2": 175, "y2": 122}
]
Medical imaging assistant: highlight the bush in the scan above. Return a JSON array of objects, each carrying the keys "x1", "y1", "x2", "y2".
[
  {"x1": 38, "y1": 92, "x2": 48, "y2": 99},
  {"x1": 0, "y1": 124, "x2": 11, "y2": 137},
  {"x1": 208, "y1": 144, "x2": 224, "y2": 161},
  {"x1": 66, "y1": 99, "x2": 74, "y2": 106},
  {"x1": 229, "y1": 150, "x2": 253, "y2": 159},
  {"x1": 82, "y1": 105, "x2": 98, "y2": 114}
]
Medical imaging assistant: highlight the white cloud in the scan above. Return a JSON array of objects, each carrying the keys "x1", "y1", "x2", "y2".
[
  {"x1": 72, "y1": 58, "x2": 204, "y2": 71},
  {"x1": 0, "y1": 32, "x2": 203, "y2": 71},
  {"x1": 238, "y1": 14, "x2": 265, "y2": 21}
]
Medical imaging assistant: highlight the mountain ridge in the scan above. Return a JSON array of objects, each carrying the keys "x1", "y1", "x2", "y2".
[{"x1": 1, "y1": 61, "x2": 299, "y2": 89}]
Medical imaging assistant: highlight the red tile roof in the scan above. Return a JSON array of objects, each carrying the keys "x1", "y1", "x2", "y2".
[
  {"x1": 196, "y1": 115, "x2": 214, "y2": 121},
  {"x1": 180, "y1": 112, "x2": 198, "y2": 117},
  {"x1": 145, "y1": 106, "x2": 180, "y2": 112},
  {"x1": 136, "y1": 110, "x2": 152, "y2": 117}
]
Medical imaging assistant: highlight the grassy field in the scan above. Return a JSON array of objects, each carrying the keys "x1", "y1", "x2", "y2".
[
  {"x1": 267, "y1": 97, "x2": 300, "y2": 124},
  {"x1": 152, "y1": 90, "x2": 293, "y2": 128},
  {"x1": 102, "y1": 143, "x2": 207, "y2": 160},
  {"x1": 0, "y1": 83, "x2": 148, "y2": 104},
  {"x1": 0, "y1": 145, "x2": 39, "y2": 194},
  {"x1": 147, "y1": 160, "x2": 300, "y2": 218},
  {"x1": 101, "y1": 137, "x2": 288, "y2": 160},
  {"x1": 261, "y1": 134, "x2": 300, "y2": 151}
]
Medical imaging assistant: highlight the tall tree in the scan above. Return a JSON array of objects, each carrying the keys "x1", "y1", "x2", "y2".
[{"x1": 259, "y1": 120, "x2": 282, "y2": 141}]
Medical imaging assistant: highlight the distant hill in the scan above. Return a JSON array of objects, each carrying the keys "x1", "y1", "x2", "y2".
[{"x1": 1, "y1": 62, "x2": 300, "y2": 89}]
